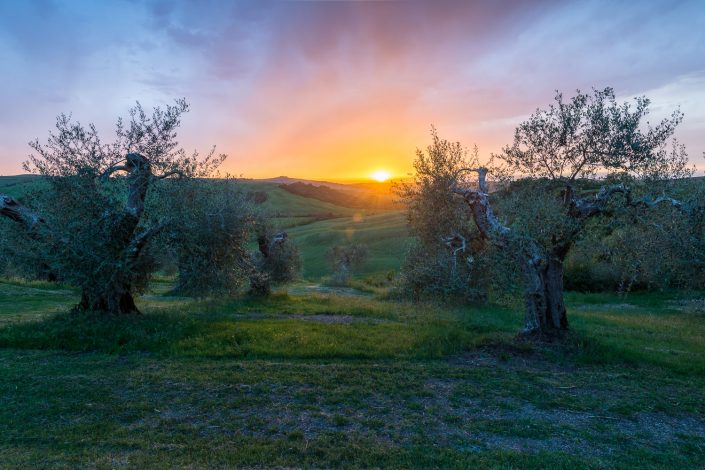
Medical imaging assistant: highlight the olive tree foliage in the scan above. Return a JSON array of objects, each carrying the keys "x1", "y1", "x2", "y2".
[
  {"x1": 161, "y1": 177, "x2": 257, "y2": 297},
  {"x1": 0, "y1": 99, "x2": 225, "y2": 314},
  {"x1": 326, "y1": 244, "x2": 369, "y2": 285},
  {"x1": 566, "y1": 178, "x2": 705, "y2": 292},
  {"x1": 394, "y1": 129, "x2": 493, "y2": 302},
  {"x1": 0, "y1": 185, "x2": 54, "y2": 280},
  {"x1": 452, "y1": 87, "x2": 696, "y2": 336}
]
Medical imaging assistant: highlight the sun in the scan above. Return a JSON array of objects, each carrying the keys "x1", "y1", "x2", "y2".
[{"x1": 371, "y1": 170, "x2": 391, "y2": 182}]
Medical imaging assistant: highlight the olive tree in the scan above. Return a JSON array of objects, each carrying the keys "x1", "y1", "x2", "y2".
[
  {"x1": 249, "y1": 229, "x2": 302, "y2": 295},
  {"x1": 565, "y1": 177, "x2": 705, "y2": 292},
  {"x1": 450, "y1": 88, "x2": 697, "y2": 336},
  {"x1": 395, "y1": 129, "x2": 490, "y2": 302},
  {"x1": 0, "y1": 99, "x2": 224, "y2": 314}
]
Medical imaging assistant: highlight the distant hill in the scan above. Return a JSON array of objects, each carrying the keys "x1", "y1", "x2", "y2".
[
  {"x1": 0, "y1": 174, "x2": 45, "y2": 198},
  {"x1": 279, "y1": 181, "x2": 399, "y2": 210},
  {"x1": 249, "y1": 176, "x2": 352, "y2": 191}
]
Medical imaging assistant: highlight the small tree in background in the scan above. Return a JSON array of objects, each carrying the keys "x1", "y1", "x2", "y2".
[
  {"x1": 0, "y1": 99, "x2": 224, "y2": 314},
  {"x1": 249, "y1": 229, "x2": 302, "y2": 295},
  {"x1": 326, "y1": 244, "x2": 369, "y2": 285}
]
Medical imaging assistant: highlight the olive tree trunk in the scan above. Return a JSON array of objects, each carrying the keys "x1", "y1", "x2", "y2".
[
  {"x1": 78, "y1": 288, "x2": 138, "y2": 314},
  {"x1": 453, "y1": 168, "x2": 571, "y2": 336},
  {"x1": 453, "y1": 170, "x2": 687, "y2": 337},
  {"x1": 523, "y1": 250, "x2": 568, "y2": 335}
]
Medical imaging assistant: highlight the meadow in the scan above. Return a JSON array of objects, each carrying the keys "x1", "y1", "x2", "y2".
[
  {"x1": 1, "y1": 278, "x2": 705, "y2": 468},
  {"x1": 1, "y1": 176, "x2": 705, "y2": 468}
]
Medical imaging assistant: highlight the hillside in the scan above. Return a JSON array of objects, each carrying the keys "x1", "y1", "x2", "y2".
[
  {"x1": 231, "y1": 181, "x2": 411, "y2": 279},
  {"x1": 0, "y1": 174, "x2": 44, "y2": 197},
  {"x1": 279, "y1": 181, "x2": 399, "y2": 210},
  {"x1": 288, "y1": 211, "x2": 410, "y2": 278}
]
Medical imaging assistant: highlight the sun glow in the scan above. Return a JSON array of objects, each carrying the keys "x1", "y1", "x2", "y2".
[{"x1": 371, "y1": 170, "x2": 391, "y2": 182}]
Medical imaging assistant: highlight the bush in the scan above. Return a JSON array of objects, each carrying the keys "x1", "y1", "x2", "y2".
[{"x1": 393, "y1": 243, "x2": 486, "y2": 303}]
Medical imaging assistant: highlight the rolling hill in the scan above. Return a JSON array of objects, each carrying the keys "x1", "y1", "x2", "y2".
[{"x1": 279, "y1": 181, "x2": 399, "y2": 210}]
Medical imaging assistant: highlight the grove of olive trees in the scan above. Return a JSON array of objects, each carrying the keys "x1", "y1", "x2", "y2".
[
  {"x1": 400, "y1": 88, "x2": 702, "y2": 337},
  {"x1": 0, "y1": 100, "x2": 294, "y2": 314}
]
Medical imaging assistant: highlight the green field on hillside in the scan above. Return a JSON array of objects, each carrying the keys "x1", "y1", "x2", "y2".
[
  {"x1": 0, "y1": 174, "x2": 45, "y2": 197},
  {"x1": 289, "y1": 211, "x2": 410, "y2": 278},
  {"x1": 237, "y1": 181, "x2": 359, "y2": 219}
]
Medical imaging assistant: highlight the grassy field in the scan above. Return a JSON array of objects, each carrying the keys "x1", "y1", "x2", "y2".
[{"x1": 1, "y1": 279, "x2": 704, "y2": 468}]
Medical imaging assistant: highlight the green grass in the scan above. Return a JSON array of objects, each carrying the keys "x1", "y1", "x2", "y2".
[
  {"x1": 1, "y1": 279, "x2": 705, "y2": 467},
  {"x1": 0, "y1": 174, "x2": 45, "y2": 197},
  {"x1": 236, "y1": 181, "x2": 359, "y2": 219}
]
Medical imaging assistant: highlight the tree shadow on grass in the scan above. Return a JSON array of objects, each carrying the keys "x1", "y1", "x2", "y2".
[{"x1": 0, "y1": 309, "x2": 204, "y2": 355}]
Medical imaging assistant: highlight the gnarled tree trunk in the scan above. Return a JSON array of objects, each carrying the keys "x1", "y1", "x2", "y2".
[
  {"x1": 78, "y1": 288, "x2": 138, "y2": 315},
  {"x1": 522, "y1": 250, "x2": 568, "y2": 336},
  {"x1": 453, "y1": 167, "x2": 571, "y2": 337},
  {"x1": 453, "y1": 170, "x2": 686, "y2": 337}
]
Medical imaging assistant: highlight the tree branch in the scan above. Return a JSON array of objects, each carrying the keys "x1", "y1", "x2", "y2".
[
  {"x1": 124, "y1": 153, "x2": 152, "y2": 219},
  {"x1": 443, "y1": 233, "x2": 467, "y2": 275},
  {"x1": 569, "y1": 184, "x2": 629, "y2": 219},
  {"x1": 629, "y1": 194, "x2": 684, "y2": 211},
  {"x1": 100, "y1": 164, "x2": 129, "y2": 181},
  {"x1": 127, "y1": 220, "x2": 170, "y2": 260},
  {"x1": 452, "y1": 187, "x2": 510, "y2": 240},
  {"x1": 153, "y1": 169, "x2": 185, "y2": 180},
  {"x1": 0, "y1": 194, "x2": 45, "y2": 231},
  {"x1": 443, "y1": 234, "x2": 466, "y2": 254},
  {"x1": 569, "y1": 184, "x2": 687, "y2": 219},
  {"x1": 454, "y1": 167, "x2": 489, "y2": 193}
]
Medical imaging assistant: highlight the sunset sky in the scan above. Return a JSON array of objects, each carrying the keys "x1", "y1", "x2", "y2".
[{"x1": 0, "y1": 0, "x2": 704, "y2": 181}]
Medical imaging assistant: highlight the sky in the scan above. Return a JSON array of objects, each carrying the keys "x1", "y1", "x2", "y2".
[{"x1": 0, "y1": 0, "x2": 704, "y2": 181}]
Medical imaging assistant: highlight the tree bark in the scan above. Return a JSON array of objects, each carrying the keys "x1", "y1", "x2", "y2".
[
  {"x1": 522, "y1": 249, "x2": 568, "y2": 336},
  {"x1": 78, "y1": 287, "x2": 139, "y2": 315},
  {"x1": 0, "y1": 194, "x2": 45, "y2": 232}
]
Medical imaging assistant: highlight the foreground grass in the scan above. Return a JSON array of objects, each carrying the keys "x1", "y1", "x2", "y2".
[{"x1": 1, "y1": 279, "x2": 704, "y2": 468}]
